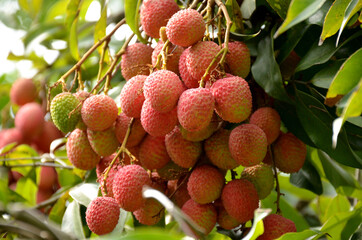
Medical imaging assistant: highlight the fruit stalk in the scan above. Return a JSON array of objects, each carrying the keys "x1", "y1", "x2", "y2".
[{"x1": 270, "y1": 146, "x2": 282, "y2": 214}]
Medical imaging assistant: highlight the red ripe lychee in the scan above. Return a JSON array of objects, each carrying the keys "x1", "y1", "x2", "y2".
[
  {"x1": 140, "y1": 0, "x2": 180, "y2": 39},
  {"x1": 249, "y1": 107, "x2": 281, "y2": 145},
  {"x1": 66, "y1": 129, "x2": 101, "y2": 170},
  {"x1": 187, "y1": 165, "x2": 224, "y2": 204},
  {"x1": 81, "y1": 95, "x2": 118, "y2": 131},
  {"x1": 257, "y1": 214, "x2": 296, "y2": 240},
  {"x1": 152, "y1": 41, "x2": 184, "y2": 74},
  {"x1": 221, "y1": 179, "x2": 259, "y2": 223},
  {"x1": 224, "y1": 41, "x2": 250, "y2": 78},
  {"x1": 96, "y1": 153, "x2": 121, "y2": 197},
  {"x1": 166, "y1": 9, "x2": 205, "y2": 47},
  {"x1": 157, "y1": 161, "x2": 189, "y2": 180},
  {"x1": 182, "y1": 199, "x2": 217, "y2": 237},
  {"x1": 139, "y1": 135, "x2": 171, "y2": 170},
  {"x1": 10, "y1": 78, "x2": 37, "y2": 106},
  {"x1": 180, "y1": 113, "x2": 220, "y2": 142},
  {"x1": 115, "y1": 113, "x2": 146, "y2": 147},
  {"x1": 241, "y1": 164, "x2": 274, "y2": 200},
  {"x1": 140, "y1": 99, "x2": 177, "y2": 137},
  {"x1": 211, "y1": 76, "x2": 252, "y2": 123},
  {"x1": 86, "y1": 197, "x2": 120, "y2": 235},
  {"x1": 214, "y1": 199, "x2": 240, "y2": 230},
  {"x1": 38, "y1": 166, "x2": 57, "y2": 190},
  {"x1": 87, "y1": 127, "x2": 119, "y2": 157},
  {"x1": 15, "y1": 102, "x2": 44, "y2": 140},
  {"x1": 36, "y1": 188, "x2": 53, "y2": 204},
  {"x1": 179, "y1": 47, "x2": 199, "y2": 89},
  {"x1": 262, "y1": 150, "x2": 273, "y2": 165},
  {"x1": 121, "y1": 43, "x2": 153, "y2": 81},
  {"x1": 113, "y1": 164, "x2": 152, "y2": 211},
  {"x1": 74, "y1": 90, "x2": 91, "y2": 102},
  {"x1": 119, "y1": 75, "x2": 147, "y2": 118},
  {"x1": 168, "y1": 179, "x2": 191, "y2": 208},
  {"x1": 33, "y1": 121, "x2": 63, "y2": 153},
  {"x1": 96, "y1": 153, "x2": 120, "y2": 178},
  {"x1": 177, "y1": 88, "x2": 215, "y2": 132},
  {"x1": 273, "y1": 132, "x2": 306, "y2": 173},
  {"x1": 165, "y1": 127, "x2": 202, "y2": 168},
  {"x1": 144, "y1": 70, "x2": 184, "y2": 113},
  {"x1": 0, "y1": 128, "x2": 23, "y2": 149},
  {"x1": 186, "y1": 41, "x2": 220, "y2": 81},
  {"x1": 229, "y1": 124, "x2": 267, "y2": 167},
  {"x1": 204, "y1": 129, "x2": 239, "y2": 170}
]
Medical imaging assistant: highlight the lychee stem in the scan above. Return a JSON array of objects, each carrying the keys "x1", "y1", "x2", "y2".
[
  {"x1": 96, "y1": 38, "x2": 110, "y2": 84},
  {"x1": 269, "y1": 145, "x2": 282, "y2": 214},
  {"x1": 214, "y1": 0, "x2": 232, "y2": 67},
  {"x1": 154, "y1": 40, "x2": 171, "y2": 70},
  {"x1": 189, "y1": 0, "x2": 202, "y2": 9}
]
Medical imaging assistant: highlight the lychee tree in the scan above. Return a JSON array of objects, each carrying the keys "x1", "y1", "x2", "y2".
[{"x1": 0, "y1": 0, "x2": 361, "y2": 239}]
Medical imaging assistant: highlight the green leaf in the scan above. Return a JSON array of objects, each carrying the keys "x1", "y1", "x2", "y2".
[
  {"x1": 276, "y1": 229, "x2": 320, "y2": 240},
  {"x1": 336, "y1": 0, "x2": 362, "y2": 45},
  {"x1": 341, "y1": 207, "x2": 362, "y2": 239},
  {"x1": 69, "y1": 183, "x2": 99, "y2": 207},
  {"x1": 226, "y1": 0, "x2": 244, "y2": 33},
  {"x1": 311, "y1": 60, "x2": 344, "y2": 89},
  {"x1": 278, "y1": 175, "x2": 317, "y2": 201},
  {"x1": 61, "y1": 200, "x2": 85, "y2": 239},
  {"x1": 66, "y1": 0, "x2": 81, "y2": 29},
  {"x1": 323, "y1": 194, "x2": 350, "y2": 222},
  {"x1": 266, "y1": 0, "x2": 291, "y2": 19},
  {"x1": 320, "y1": 0, "x2": 351, "y2": 43},
  {"x1": 94, "y1": 3, "x2": 109, "y2": 62},
  {"x1": 15, "y1": 176, "x2": 37, "y2": 206},
  {"x1": 274, "y1": 0, "x2": 326, "y2": 38},
  {"x1": 57, "y1": 168, "x2": 82, "y2": 188},
  {"x1": 49, "y1": 192, "x2": 68, "y2": 224},
  {"x1": 251, "y1": 34, "x2": 290, "y2": 102},
  {"x1": 124, "y1": 0, "x2": 147, "y2": 43},
  {"x1": 69, "y1": 17, "x2": 80, "y2": 60},
  {"x1": 98, "y1": 228, "x2": 184, "y2": 240}
]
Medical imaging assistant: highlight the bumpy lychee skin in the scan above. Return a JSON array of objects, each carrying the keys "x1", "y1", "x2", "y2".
[
  {"x1": 257, "y1": 214, "x2": 297, "y2": 240},
  {"x1": 50, "y1": 92, "x2": 81, "y2": 134},
  {"x1": 113, "y1": 164, "x2": 152, "y2": 211},
  {"x1": 87, "y1": 127, "x2": 119, "y2": 157},
  {"x1": 186, "y1": 41, "x2": 220, "y2": 81},
  {"x1": 119, "y1": 75, "x2": 147, "y2": 118},
  {"x1": 86, "y1": 197, "x2": 120, "y2": 235},
  {"x1": 166, "y1": 9, "x2": 205, "y2": 47},
  {"x1": 177, "y1": 88, "x2": 215, "y2": 132},
  {"x1": 179, "y1": 47, "x2": 199, "y2": 88},
  {"x1": 10, "y1": 78, "x2": 37, "y2": 106},
  {"x1": 141, "y1": 99, "x2": 178, "y2": 137},
  {"x1": 121, "y1": 43, "x2": 153, "y2": 81},
  {"x1": 140, "y1": 0, "x2": 180, "y2": 39},
  {"x1": 224, "y1": 41, "x2": 250, "y2": 78},
  {"x1": 180, "y1": 113, "x2": 220, "y2": 142},
  {"x1": 157, "y1": 161, "x2": 189, "y2": 180},
  {"x1": 214, "y1": 199, "x2": 240, "y2": 230},
  {"x1": 66, "y1": 129, "x2": 101, "y2": 170},
  {"x1": 139, "y1": 135, "x2": 171, "y2": 170},
  {"x1": 273, "y1": 132, "x2": 307, "y2": 173},
  {"x1": 205, "y1": 129, "x2": 239, "y2": 170},
  {"x1": 241, "y1": 164, "x2": 274, "y2": 199},
  {"x1": 211, "y1": 76, "x2": 252, "y2": 123},
  {"x1": 144, "y1": 70, "x2": 184, "y2": 113},
  {"x1": 249, "y1": 107, "x2": 281, "y2": 145},
  {"x1": 187, "y1": 165, "x2": 224, "y2": 204},
  {"x1": 165, "y1": 127, "x2": 202, "y2": 168},
  {"x1": 115, "y1": 113, "x2": 146, "y2": 147},
  {"x1": 182, "y1": 199, "x2": 217, "y2": 237},
  {"x1": 15, "y1": 102, "x2": 44, "y2": 140},
  {"x1": 221, "y1": 179, "x2": 259, "y2": 223},
  {"x1": 229, "y1": 124, "x2": 267, "y2": 167},
  {"x1": 0, "y1": 128, "x2": 23, "y2": 149},
  {"x1": 152, "y1": 41, "x2": 184, "y2": 74},
  {"x1": 81, "y1": 95, "x2": 118, "y2": 131}
]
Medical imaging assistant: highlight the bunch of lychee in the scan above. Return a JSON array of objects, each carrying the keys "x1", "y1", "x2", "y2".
[{"x1": 48, "y1": 0, "x2": 306, "y2": 238}]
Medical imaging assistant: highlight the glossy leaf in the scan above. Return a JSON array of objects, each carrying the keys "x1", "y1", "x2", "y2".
[
  {"x1": 266, "y1": 0, "x2": 291, "y2": 19},
  {"x1": 274, "y1": 0, "x2": 326, "y2": 38},
  {"x1": 69, "y1": 183, "x2": 99, "y2": 207},
  {"x1": 322, "y1": 194, "x2": 350, "y2": 223},
  {"x1": 226, "y1": 0, "x2": 244, "y2": 32},
  {"x1": 278, "y1": 175, "x2": 317, "y2": 201},
  {"x1": 311, "y1": 60, "x2": 344, "y2": 89},
  {"x1": 276, "y1": 229, "x2": 320, "y2": 240},
  {"x1": 61, "y1": 200, "x2": 85, "y2": 239},
  {"x1": 336, "y1": 0, "x2": 362, "y2": 45},
  {"x1": 124, "y1": 0, "x2": 146, "y2": 43}
]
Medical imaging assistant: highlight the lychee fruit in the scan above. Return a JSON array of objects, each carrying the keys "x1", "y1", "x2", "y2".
[
  {"x1": 143, "y1": 70, "x2": 184, "y2": 113},
  {"x1": 50, "y1": 92, "x2": 81, "y2": 134},
  {"x1": 165, "y1": 127, "x2": 202, "y2": 168},
  {"x1": 66, "y1": 128, "x2": 100, "y2": 170},
  {"x1": 96, "y1": 153, "x2": 120, "y2": 178},
  {"x1": 224, "y1": 41, "x2": 250, "y2": 78},
  {"x1": 119, "y1": 75, "x2": 147, "y2": 118},
  {"x1": 86, "y1": 197, "x2": 120, "y2": 235},
  {"x1": 15, "y1": 102, "x2": 44, "y2": 140},
  {"x1": 33, "y1": 121, "x2": 63, "y2": 153},
  {"x1": 140, "y1": 99, "x2": 177, "y2": 137},
  {"x1": 81, "y1": 95, "x2": 118, "y2": 131},
  {"x1": 229, "y1": 124, "x2": 267, "y2": 167},
  {"x1": 113, "y1": 164, "x2": 152, "y2": 211},
  {"x1": 152, "y1": 41, "x2": 184, "y2": 74},
  {"x1": 140, "y1": 0, "x2": 180, "y2": 39},
  {"x1": 157, "y1": 160, "x2": 189, "y2": 180},
  {"x1": 273, "y1": 132, "x2": 307, "y2": 173},
  {"x1": 180, "y1": 113, "x2": 220, "y2": 142},
  {"x1": 114, "y1": 113, "x2": 146, "y2": 147},
  {"x1": 211, "y1": 76, "x2": 252, "y2": 123},
  {"x1": 187, "y1": 165, "x2": 224, "y2": 204},
  {"x1": 168, "y1": 179, "x2": 191, "y2": 208},
  {"x1": 177, "y1": 88, "x2": 215, "y2": 132},
  {"x1": 204, "y1": 128, "x2": 239, "y2": 170},
  {"x1": 166, "y1": 9, "x2": 205, "y2": 47},
  {"x1": 221, "y1": 179, "x2": 259, "y2": 223},
  {"x1": 10, "y1": 78, "x2": 37, "y2": 106},
  {"x1": 36, "y1": 188, "x2": 53, "y2": 204},
  {"x1": 121, "y1": 43, "x2": 153, "y2": 81},
  {"x1": 139, "y1": 135, "x2": 171, "y2": 170},
  {"x1": 257, "y1": 214, "x2": 297, "y2": 240},
  {"x1": 96, "y1": 153, "x2": 121, "y2": 197},
  {"x1": 179, "y1": 47, "x2": 199, "y2": 89},
  {"x1": 214, "y1": 199, "x2": 240, "y2": 230},
  {"x1": 0, "y1": 128, "x2": 23, "y2": 149},
  {"x1": 38, "y1": 166, "x2": 57, "y2": 190},
  {"x1": 249, "y1": 107, "x2": 281, "y2": 145},
  {"x1": 241, "y1": 164, "x2": 274, "y2": 199},
  {"x1": 87, "y1": 127, "x2": 119, "y2": 157}
]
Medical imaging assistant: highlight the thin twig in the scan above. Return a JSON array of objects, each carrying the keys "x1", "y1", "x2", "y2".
[
  {"x1": 6, "y1": 163, "x2": 74, "y2": 169},
  {"x1": 269, "y1": 146, "x2": 282, "y2": 214}
]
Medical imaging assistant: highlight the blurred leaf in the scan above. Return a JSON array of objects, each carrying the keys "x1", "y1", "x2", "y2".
[
  {"x1": 124, "y1": 0, "x2": 146, "y2": 43},
  {"x1": 278, "y1": 175, "x2": 317, "y2": 201},
  {"x1": 7, "y1": 52, "x2": 48, "y2": 69},
  {"x1": 276, "y1": 229, "x2": 320, "y2": 240},
  {"x1": 251, "y1": 34, "x2": 290, "y2": 102},
  {"x1": 46, "y1": 0, "x2": 68, "y2": 22},
  {"x1": 336, "y1": 0, "x2": 362, "y2": 45},
  {"x1": 69, "y1": 17, "x2": 80, "y2": 60},
  {"x1": 243, "y1": 209, "x2": 271, "y2": 240},
  {"x1": 31, "y1": 0, "x2": 43, "y2": 17},
  {"x1": 266, "y1": 0, "x2": 291, "y2": 19},
  {"x1": 61, "y1": 200, "x2": 85, "y2": 239},
  {"x1": 341, "y1": 207, "x2": 362, "y2": 240},
  {"x1": 49, "y1": 192, "x2": 69, "y2": 224},
  {"x1": 69, "y1": 183, "x2": 99, "y2": 207},
  {"x1": 226, "y1": 0, "x2": 244, "y2": 33},
  {"x1": 23, "y1": 22, "x2": 60, "y2": 47},
  {"x1": 98, "y1": 228, "x2": 184, "y2": 240},
  {"x1": 0, "y1": 167, "x2": 10, "y2": 205},
  {"x1": 57, "y1": 168, "x2": 82, "y2": 188},
  {"x1": 336, "y1": 186, "x2": 362, "y2": 200},
  {"x1": 94, "y1": 3, "x2": 110, "y2": 63},
  {"x1": 274, "y1": 0, "x2": 326, "y2": 38},
  {"x1": 15, "y1": 176, "x2": 37, "y2": 206},
  {"x1": 311, "y1": 60, "x2": 344, "y2": 89},
  {"x1": 322, "y1": 194, "x2": 350, "y2": 223},
  {"x1": 66, "y1": 0, "x2": 81, "y2": 29}
]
